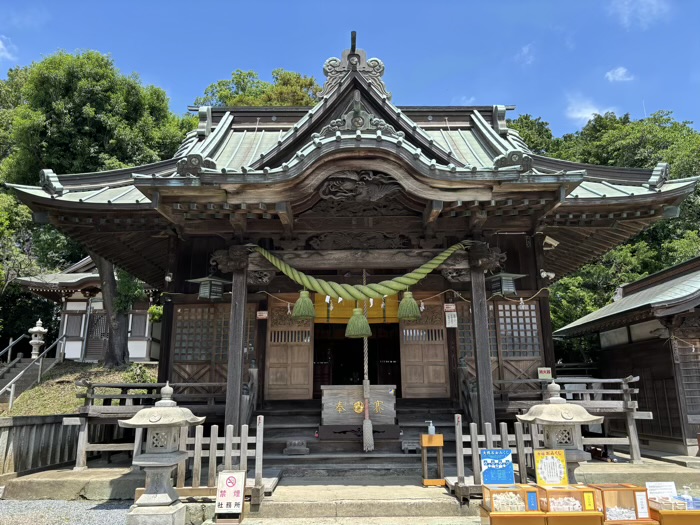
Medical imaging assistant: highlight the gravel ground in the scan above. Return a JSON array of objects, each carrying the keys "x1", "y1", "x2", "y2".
[{"x1": 0, "y1": 500, "x2": 131, "y2": 525}]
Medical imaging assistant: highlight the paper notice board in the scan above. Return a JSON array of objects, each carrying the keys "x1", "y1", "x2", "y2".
[{"x1": 534, "y1": 449, "x2": 568, "y2": 486}]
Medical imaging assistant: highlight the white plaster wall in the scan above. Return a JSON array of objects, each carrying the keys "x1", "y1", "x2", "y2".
[
  {"x1": 64, "y1": 340, "x2": 83, "y2": 359},
  {"x1": 128, "y1": 340, "x2": 148, "y2": 361}
]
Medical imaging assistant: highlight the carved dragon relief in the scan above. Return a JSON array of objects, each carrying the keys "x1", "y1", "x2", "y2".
[{"x1": 318, "y1": 170, "x2": 402, "y2": 202}]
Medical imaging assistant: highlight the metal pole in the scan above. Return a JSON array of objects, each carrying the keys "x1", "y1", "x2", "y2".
[
  {"x1": 9, "y1": 383, "x2": 15, "y2": 410},
  {"x1": 7, "y1": 337, "x2": 12, "y2": 363}
]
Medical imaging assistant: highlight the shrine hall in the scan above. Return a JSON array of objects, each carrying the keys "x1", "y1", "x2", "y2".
[{"x1": 8, "y1": 39, "x2": 697, "y2": 432}]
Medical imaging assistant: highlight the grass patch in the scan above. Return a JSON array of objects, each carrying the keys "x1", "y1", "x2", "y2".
[{"x1": 1, "y1": 361, "x2": 158, "y2": 417}]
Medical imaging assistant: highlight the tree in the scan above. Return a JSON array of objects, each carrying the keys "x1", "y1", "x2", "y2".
[
  {"x1": 541, "y1": 110, "x2": 700, "y2": 362},
  {"x1": 507, "y1": 114, "x2": 556, "y2": 155},
  {"x1": 0, "y1": 51, "x2": 195, "y2": 366},
  {"x1": 196, "y1": 69, "x2": 320, "y2": 107}
]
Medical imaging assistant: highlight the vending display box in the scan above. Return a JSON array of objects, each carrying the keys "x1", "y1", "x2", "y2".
[
  {"x1": 480, "y1": 484, "x2": 545, "y2": 525},
  {"x1": 589, "y1": 484, "x2": 659, "y2": 524},
  {"x1": 537, "y1": 485, "x2": 603, "y2": 525}
]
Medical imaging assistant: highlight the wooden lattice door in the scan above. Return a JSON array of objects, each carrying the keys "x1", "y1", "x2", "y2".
[
  {"x1": 85, "y1": 311, "x2": 108, "y2": 361},
  {"x1": 400, "y1": 302, "x2": 450, "y2": 398},
  {"x1": 171, "y1": 304, "x2": 230, "y2": 393},
  {"x1": 265, "y1": 304, "x2": 314, "y2": 400}
]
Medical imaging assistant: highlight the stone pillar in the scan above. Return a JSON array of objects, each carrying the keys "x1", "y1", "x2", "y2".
[
  {"x1": 224, "y1": 246, "x2": 249, "y2": 431},
  {"x1": 469, "y1": 244, "x2": 504, "y2": 428}
]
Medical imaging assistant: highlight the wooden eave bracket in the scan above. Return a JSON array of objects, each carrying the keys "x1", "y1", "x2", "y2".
[{"x1": 275, "y1": 202, "x2": 294, "y2": 235}]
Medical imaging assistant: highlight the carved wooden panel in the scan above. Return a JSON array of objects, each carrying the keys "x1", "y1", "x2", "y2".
[
  {"x1": 400, "y1": 304, "x2": 449, "y2": 398},
  {"x1": 265, "y1": 304, "x2": 314, "y2": 400}
]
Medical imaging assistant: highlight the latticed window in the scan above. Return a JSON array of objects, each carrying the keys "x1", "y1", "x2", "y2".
[
  {"x1": 456, "y1": 302, "x2": 498, "y2": 359},
  {"x1": 173, "y1": 306, "x2": 220, "y2": 361},
  {"x1": 173, "y1": 304, "x2": 257, "y2": 362},
  {"x1": 497, "y1": 302, "x2": 541, "y2": 358},
  {"x1": 456, "y1": 300, "x2": 542, "y2": 360}
]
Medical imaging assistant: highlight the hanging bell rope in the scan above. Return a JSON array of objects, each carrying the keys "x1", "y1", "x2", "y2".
[
  {"x1": 361, "y1": 269, "x2": 374, "y2": 452},
  {"x1": 248, "y1": 242, "x2": 467, "y2": 301}
]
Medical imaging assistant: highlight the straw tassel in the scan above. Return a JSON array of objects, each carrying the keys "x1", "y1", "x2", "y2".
[
  {"x1": 398, "y1": 291, "x2": 421, "y2": 321},
  {"x1": 292, "y1": 290, "x2": 315, "y2": 319},
  {"x1": 345, "y1": 307, "x2": 372, "y2": 338}
]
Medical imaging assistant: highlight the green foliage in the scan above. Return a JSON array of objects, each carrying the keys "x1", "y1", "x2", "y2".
[
  {"x1": 0, "y1": 50, "x2": 194, "y2": 185},
  {"x1": 538, "y1": 110, "x2": 700, "y2": 362},
  {"x1": 507, "y1": 114, "x2": 556, "y2": 155},
  {"x1": 147, "y1": 304, "x2": 163, "y2": 323},
  {"x1": 122, "y1": 362, "x2": 157, "y2": 384},
  {"x1": 115, "y1": 268, "x2": 146, "y2": 314},
  {"x1": 196, "y1": 68, "x2": 321, "y2": 107}
]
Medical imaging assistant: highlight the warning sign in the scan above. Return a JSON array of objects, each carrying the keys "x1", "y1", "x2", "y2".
[{"x1": 216, "y1": 470, "x2": 246, "y2": 516}]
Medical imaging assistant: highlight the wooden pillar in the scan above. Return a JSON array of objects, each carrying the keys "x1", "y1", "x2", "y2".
[
  {"x1": 469, "y1": 244, "x2": 498, "y2": 428},
  {"x1": 533, "y1": 234, "x2": 557, "y2": 370},
  {"x1": 157, "y1": 235, "x2": 179, "y2": 383},
  {"x1": 225, "y1": 247, "x2": 249, "y2": 431}
]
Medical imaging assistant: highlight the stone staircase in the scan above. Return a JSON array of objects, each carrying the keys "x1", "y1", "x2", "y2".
[
  {"x1": 256, "y1": 398, "x2": 462, "y2": 477},
  {"x1": 0, "y1": 358, "x2": 56, "y2": 404}
]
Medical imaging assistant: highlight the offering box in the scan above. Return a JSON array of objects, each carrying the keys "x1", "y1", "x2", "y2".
[
  {"x1": 650, "y1": 507, "x2": 700, "y2": 525},
  {"x1": 589, "y1": 484, "x2": 658, "y2": 524},
  {"x1": 537, "y1": 485, "x2": 603, "y2": 525},
  {"x1": 479, "y1": 505, "x2": 546, "y2": 525},
  {"x1": 482, "y1": 484, "x2": 540, "y2": 512}
]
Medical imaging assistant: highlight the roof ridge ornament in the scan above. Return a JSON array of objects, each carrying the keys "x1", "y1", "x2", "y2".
[
  {"x1": 493, "y1": 149, "x2": 533, "y2": 173},
  {"x1": 649, "y1": 162, "x2": 669, "y2": 189},
  {"x1": 319, "y1": 32, "x2": 391, "y2": 100},
  {"x1": 39, "y1": 169, "x2": 64, "y2": 196},
  {"x1": 176, "y1": 153, "x2": 216, "y2": 177}
]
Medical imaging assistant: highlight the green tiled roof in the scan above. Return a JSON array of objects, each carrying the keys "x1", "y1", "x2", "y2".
[{"x1": 554, "y1": 266, "x2": 700, "y2": 336}]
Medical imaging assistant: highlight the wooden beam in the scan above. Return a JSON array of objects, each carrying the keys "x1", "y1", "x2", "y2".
[
  {"x1": 423, "y1": 200, "x2": 443, "y2": 226},
  {"x1": 275, "y1": 202, "x2": 294, "y2": 235},
  {"x1": 151, "y1": 191, "x2": 184, "y2": 225}
]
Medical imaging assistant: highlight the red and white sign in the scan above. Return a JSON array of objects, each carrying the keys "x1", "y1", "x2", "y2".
[
  {"x1": 256, "y1": 310, "x2": 268, "y2": 320},
  {"x1": 216, "y1": 470, "x2": 246, "y2": 515},
  {"x1": 537, "y1": 367, "x2": 553, "y2": 380},
  {"x1": 443, "y1": 303, "x2": 456, "y2": 312}
]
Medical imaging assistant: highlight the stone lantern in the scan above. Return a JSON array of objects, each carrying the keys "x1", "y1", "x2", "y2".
[
  {"x1": 517, "y1": 382, "x2": 603, "y2": 483},
  {"x1": 119, "y1": 383, "x2": 205, "y2": 525},
  {"x1": 29, "y1": 319, "x2": 48, "y2": 359}
]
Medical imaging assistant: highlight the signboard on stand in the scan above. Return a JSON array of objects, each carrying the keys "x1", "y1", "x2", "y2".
[
  {"x1": 481, "y1": 449, "x2": 515, "y2": 485},
  {"x1": 534, "y1": 450, "x2": 569, "y2": 486},
  {"x1": 216, "y1": 470, "x2": 246, "y2": 523}
]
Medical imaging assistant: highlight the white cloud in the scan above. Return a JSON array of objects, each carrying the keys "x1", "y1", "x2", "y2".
[
  {"x1": 452, "y1": 95, "x2": 476, "y2": 106},
  {"x1": 0, "y1": 36, "x2": 16, "y2": 62},
  {"x1": 608, "y1": 0, "x2": 670, "y2": 29},
  {"x1": 565, "y1": 94, "x2": 616, "y2": 124},
  {"x1": 514, "y1": 43, "x2": 535, "y2": 66},
  {"x1": 605, "y1": 66, "x2": 635, "y2": 82}
]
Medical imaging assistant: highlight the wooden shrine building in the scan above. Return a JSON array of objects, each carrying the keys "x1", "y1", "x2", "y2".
[{"x1": 7, "y1": 41, "x2": 697, "y2": 429}]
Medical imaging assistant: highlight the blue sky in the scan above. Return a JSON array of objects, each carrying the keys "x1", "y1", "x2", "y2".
[{"x1": 0, "y1": 0, "x2": 698, "y2": 136}]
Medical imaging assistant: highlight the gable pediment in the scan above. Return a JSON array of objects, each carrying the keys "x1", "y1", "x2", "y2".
[{"x1": 250, "y1": 63, "x2": 459, "y2": 171}]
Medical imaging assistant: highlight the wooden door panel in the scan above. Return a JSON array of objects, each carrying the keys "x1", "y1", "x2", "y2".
[
  {"x1": 265, "y1": 303, "x2": 314, "y2": 400},
  {"x1": 400, "y1": 303, "x2": 450, "y2": 398}
]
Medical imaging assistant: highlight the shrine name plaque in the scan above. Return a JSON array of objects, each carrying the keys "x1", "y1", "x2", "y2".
[{"x1": 321, "y1": 384, "x2": 396, "y2": 425}]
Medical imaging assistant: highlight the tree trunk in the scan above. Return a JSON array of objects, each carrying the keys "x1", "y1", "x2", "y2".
[{"x1": 89, "y1": 251, "x2": 129, "y2": 367}]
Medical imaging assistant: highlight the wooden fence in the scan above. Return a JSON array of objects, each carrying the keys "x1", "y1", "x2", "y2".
[
  {"x1": 0, "y1": 415, "x2": 110, "y2": 483},
  {"x1": 133, "y1": 415, "x2": 266, "y2": 504}
]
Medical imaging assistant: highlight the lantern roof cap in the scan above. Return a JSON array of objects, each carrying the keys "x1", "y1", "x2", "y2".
[
  {"x1": 516, "y1": 381, "x2": 604, "y2": 425},
  {"x1": 118, "y1": 382, "x2": 205, "y2": 429},
  {"x1": 186, "y1": 275, "x2": 231, "y2": 285}
]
